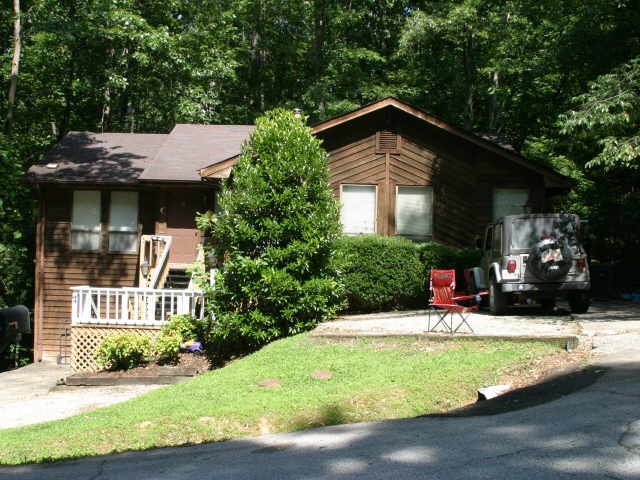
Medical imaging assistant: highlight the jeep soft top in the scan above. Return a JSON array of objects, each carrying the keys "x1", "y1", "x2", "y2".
[{"x1": 472, "y1": 213, "x2": 590, "y2": 315}]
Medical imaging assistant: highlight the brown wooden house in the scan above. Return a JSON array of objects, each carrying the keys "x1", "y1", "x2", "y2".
[{"x1": 28, "y1": 98, "x2": 570, "y2": 363}]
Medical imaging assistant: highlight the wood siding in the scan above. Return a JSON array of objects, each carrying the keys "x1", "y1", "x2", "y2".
[
  {"x1": 36, "y1": 185, "x2": 213, "y2": 359},
  {"x1": 327, "y1": 123, "x2": 546, "y2": 247},
  {"x1": 37, "y1": 188, "x2": 139, "y2": 359}
]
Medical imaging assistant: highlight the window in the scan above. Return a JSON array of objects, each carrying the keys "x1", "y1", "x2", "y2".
[
  {"x1": 396, "y1": 186, "x2": 433, "y2": 240},
  {"x1": 71, "y1": 190, "x2": 139, "y2": 252},
  {"x1": 71, "y1": 190, "x2": 101, "y2": 250},
  {"x1": 493, "y1": 188, "x2": 529, "y2": 220},
  {"x1": 108, "y1": 191, "x2": 139, "y2": 252},
  {"x1": 340, "y1": 185, "x2": 376, "y2": 234},
  {"x1": 492, "y1": 223, "x2": 502, "y2": 254}
]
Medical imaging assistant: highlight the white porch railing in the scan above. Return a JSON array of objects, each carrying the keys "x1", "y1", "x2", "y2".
[{"x1": 71, "y1": 286, "x2": 205, "y2": 326}]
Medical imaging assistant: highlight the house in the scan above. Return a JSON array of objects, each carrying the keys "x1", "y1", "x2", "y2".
[{"x1": 28, "y1": 97, "x2": 571, "y2": 365}]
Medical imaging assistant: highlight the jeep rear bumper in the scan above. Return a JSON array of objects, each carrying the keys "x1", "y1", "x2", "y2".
[{"x1": 500, "y1": 281, "x2": 590, "y2": 293}]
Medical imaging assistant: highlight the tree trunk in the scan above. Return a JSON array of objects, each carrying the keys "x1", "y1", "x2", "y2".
[
  {"x1": 489, "y1": 70, "x2": 499, "y2": 131},
  {"x1": 313, "y1": 0, "x2": 328, "y2": 117},
  {"x1": 463, "y1": 32, "x2": 475, "y2": 130},
  {"x1": 4, "y1": 0, "x2": 21, "y2": 134}
]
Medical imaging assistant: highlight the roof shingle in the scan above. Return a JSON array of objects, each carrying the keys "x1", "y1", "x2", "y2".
[
  {"x1": 138, "y1": 124, "x2": 254, "y2": 182},
  {"x1": 28, "y1": 132, "x2": 167, "y2": 183}
]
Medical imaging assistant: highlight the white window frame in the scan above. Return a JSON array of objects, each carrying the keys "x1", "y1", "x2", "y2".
[
  {"x1": 71, "y1": 190, "x2": 102, "y2": 251},
  {"x1": 493, "y1": 188, "x2": 530, "y2": 220},
  {"x1": 108, "y1": 191, "x2": 139, "y2": 253},
  {"x1": 340, "y1": 184, "x2": 377, "y2": 235},
  {"x1": 395, "y1": 185, "x2": 433, "y2": 241}
]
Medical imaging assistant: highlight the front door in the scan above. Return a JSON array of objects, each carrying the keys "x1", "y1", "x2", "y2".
[{"x1": 165, "y1": 191, "x2": 206, "y2": 265}]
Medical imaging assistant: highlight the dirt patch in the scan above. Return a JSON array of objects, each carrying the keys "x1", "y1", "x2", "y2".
[
  {"x1": 92, "y1": 352, "x2": 210, "y2": 378},
  {"x1": 65, "y1": 353, "x2": 210, "y2": 386},
  {"x1": 498, "y1": 336, "x2": 592, "y2": 390},
  {"x1": 309, "y1": 370, "x2": 333, "y2": 380},
  {"x1": 257, "y1": 378, "x2": 282, "y2": 388}
]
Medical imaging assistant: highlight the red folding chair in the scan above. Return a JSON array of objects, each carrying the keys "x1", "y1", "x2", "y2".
[{"x1": 427, "y1": 269, "x2": 480, "y2": 333}]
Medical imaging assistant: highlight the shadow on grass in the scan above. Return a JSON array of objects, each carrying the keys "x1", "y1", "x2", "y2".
[
  {"x1": 428, "y1": 365, "x2": 607, "y2": 417},
  {"x1": 289, "y1": 404, "x2": 349, "y2": 432}
]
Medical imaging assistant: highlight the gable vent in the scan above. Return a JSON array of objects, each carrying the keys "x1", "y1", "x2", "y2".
[{"x1": 377, "y1": 130, "x2": 400, "y2": 153}]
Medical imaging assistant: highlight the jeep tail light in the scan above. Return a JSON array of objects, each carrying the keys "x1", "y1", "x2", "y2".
[
  {"x1": 507, "y1": 259, "x2": 517, "y2": 273},
  {"x1": 576, "y1": 258, "x2": 587, "y2": 271}
]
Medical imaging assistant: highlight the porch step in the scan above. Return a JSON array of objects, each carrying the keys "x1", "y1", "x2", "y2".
[{"x1": 165, "y1": 269, "x2": 191, "y2": 290}]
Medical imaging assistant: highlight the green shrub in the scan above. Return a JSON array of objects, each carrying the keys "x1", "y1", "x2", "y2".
[
  {"x1": 416, "y1": 242, "x2": 458, "y2": 272},
  {"x1": 154, "y1": 334, "x2": 182, "y2": 365},
  {"x1": 417, "y1": 242, "x2": 482, "y2": 290},
  {"x1": 335, "y1": 238, "x2": 483, "y2": 313},
  {"x1": 94, "y1": 333, "x2": 152, "y2": 371},
  {"x1": 335, "y1": 235, "x2": 425, "y2": 312},
  {"x1": 154, "y1": 314, "x2": 204, "y2": 364},
  {"x1": 196, "y1": 109, "x2": 344, "y2": 363},
  {"x1": 160, "y1": 314, "x2": 201, "y2": 342}
]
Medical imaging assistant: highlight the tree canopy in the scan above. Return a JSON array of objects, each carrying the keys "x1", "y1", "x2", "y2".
[{"x1": 2, "y1": 0, "x2": 640, "y2": 305}]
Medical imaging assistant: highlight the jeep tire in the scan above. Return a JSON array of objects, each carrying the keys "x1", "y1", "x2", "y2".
[
  {"x1": 540, "y1": 298, "x2": 556, "y2": 314},
  {"x1": 489, "y1": 277, "x2": 507, "y2": 315},
  {"x1": 569, "y1": 292, "x2": 590, "y2": 314}
]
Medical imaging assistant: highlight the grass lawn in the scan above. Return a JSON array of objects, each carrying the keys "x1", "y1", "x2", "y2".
[{"x1": 0, "y1": 334, "x2": 560, "y2": 465}]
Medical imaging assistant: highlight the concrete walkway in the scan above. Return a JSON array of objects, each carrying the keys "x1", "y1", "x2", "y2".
[
  {"x1": 0, "y1": 362, "x2": 162, "y2": 430},
  {"x1": 1, "y1": 300, "x2": 638, "y2": 431}
]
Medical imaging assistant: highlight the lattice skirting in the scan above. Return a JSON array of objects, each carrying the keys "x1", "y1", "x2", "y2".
[{"x1": 71, "y1": 324, "x2": 161, "y2": 372}]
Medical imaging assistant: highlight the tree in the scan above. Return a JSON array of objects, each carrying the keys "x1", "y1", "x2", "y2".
[
  {"x1": 196, "y1": 109, "x2": 344, "y2": 362},
  {"x1": 4, "y1": 0, "x2": 21, "y2": 133},
  {"x1": 559, "y1": 56, "x2": 640, "y2": 172}
]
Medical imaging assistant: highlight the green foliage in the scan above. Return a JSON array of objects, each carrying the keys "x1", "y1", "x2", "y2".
[
  {"x1": 155, "y1": 314, "x2": 203, "y2": 364},
  {"x1": 0, "y1": 134, "x2": 44, "y2": 307},
  {"x1": 559, "y1": 56, "x2": 640, "y2": 172},
  {"x1": 1, "y1": 0, "x2": 639, "y2": 309},
  {"x1": 416, "y1": 242, "x2": 458, "y2": 273},
  {"x1": 197, "y1": 109, "x2": 343, "y2": 362},
  {"x1": 335, "y1": 237, "x2": 483, "y2": 313},
  {"x1": 335, "y1": 235, "x2": 425, "y2": 312},
  {"x1": 94, "y1": 333, "x2": 152, "y2": 371},
  {"x1": 153, "y1": 334, "x2": 182, "y2": 365},
  {"x1": 160, "y1": 314, "x2": 201, "y2": 342}
]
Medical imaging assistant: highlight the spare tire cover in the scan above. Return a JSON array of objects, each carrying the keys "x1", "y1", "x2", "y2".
[{"x1": 528, "y1": 237, "x2": 573, "y2": 281}]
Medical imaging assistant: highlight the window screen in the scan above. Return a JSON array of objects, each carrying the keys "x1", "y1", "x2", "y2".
[
  {"x1": 340, "y1": 185, "x2": 376, "y2": 234},
  {"x1": 493, "y1": 188, "x2": 529, "y2": 220},
  {"x1": 108, "y1": 191, "x2": 139, "y2": 252},
  {"x1": 71, "y1": 190, "x2": 101, "y2": 251},
  {"x1": 396, "y1": 186, "x2": 433, "y2": 240}
]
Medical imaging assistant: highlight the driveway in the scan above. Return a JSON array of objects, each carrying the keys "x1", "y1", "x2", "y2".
[{"x1": 0, "y1": 362, "x2": 162, "y2": 430}]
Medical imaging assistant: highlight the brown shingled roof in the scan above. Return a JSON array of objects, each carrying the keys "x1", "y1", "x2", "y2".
[
  {"x1": 28, "y1": 132, "x2": 167, "y2": 184},
  {"x1": 138, "y1": 124, "x2": 255, "y2": 182}
]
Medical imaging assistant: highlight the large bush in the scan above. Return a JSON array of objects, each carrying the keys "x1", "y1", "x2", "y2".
[
  {"x1": 336, "y1": 238, "x2": 483, "y2": 313},
  {"x1": 196, "y1": 109, "x2": 344, "y2": 363},
  {"x1": 335, "y1": 235, "x2": 425, "y2": 312},
  {"x1": 417, "y1": 242, "x2": 482, "y2": 284}
]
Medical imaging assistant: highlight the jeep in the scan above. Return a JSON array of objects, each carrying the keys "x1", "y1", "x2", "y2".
[{"x1": 470, "y1": 213, "x2": 590, "y2": 315}]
